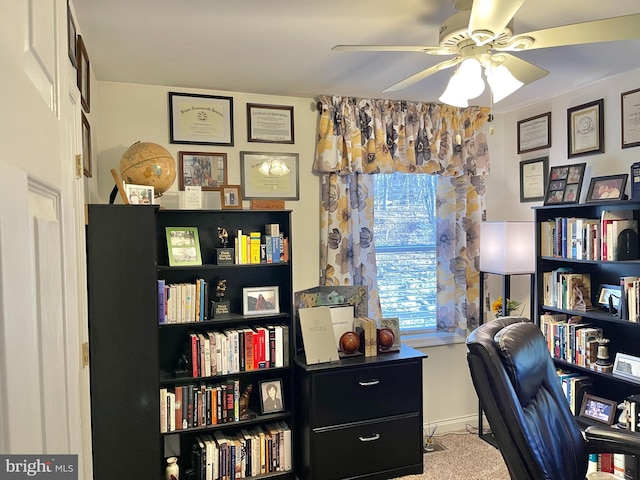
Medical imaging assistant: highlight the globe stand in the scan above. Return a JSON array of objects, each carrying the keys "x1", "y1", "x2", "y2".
[{"x1": 109, "y1": 169, "x2": 129, "y2": 204}]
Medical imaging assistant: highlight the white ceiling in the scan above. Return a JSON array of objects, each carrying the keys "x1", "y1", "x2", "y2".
[{"x1": 72, "y1": 0, "x2": 640, "y2": 114}]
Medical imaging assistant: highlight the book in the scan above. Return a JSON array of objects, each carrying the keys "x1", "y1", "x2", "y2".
[
  {"x1": 329, "y1": 305, "x2": 354, "y2": 351},
  {"x1": 298, "y1": 306, "x2": 339, "y2": 364}
]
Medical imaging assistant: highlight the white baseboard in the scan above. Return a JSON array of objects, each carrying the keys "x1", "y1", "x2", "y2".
[{"x1": 423, "y1": 413, "x2": 480, "y2": 434}]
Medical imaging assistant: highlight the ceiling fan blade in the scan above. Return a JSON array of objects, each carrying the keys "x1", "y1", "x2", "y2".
[
  {"x1": 499, "y1": 53, "x2": 549, "y2": 85},
  {"x1": 468, "y1": 0, "x2": 525, "y2": 45},
  {"x1": 511, "y1": 13, "x2": 640, "y2": 51},
  {"x1": 381, "y1": 57, "x2": 460, "y2": 92},
  {"x1": 332, "y1": 45, "x2": 454, "y2": 55}
]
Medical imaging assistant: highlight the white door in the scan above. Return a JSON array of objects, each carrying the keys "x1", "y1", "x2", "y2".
[{"x1": 0, "y1": 0, "x2": 91, "y2": 477}]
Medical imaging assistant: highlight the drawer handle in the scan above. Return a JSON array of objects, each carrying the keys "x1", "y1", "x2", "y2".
[
  {"x1": 359, "y1": 434, "x2": 380, "y2": 442},
  {"x1": 358, "y1": 380, "x2": 380, "y2": 387}
]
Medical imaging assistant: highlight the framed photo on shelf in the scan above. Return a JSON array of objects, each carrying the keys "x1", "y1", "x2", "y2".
[
  {"x1": 543, "y1": 163, "x2": 586, "y2": 205},
  {"x1": 169, "y1": 92, "x2": 234, "y2": 146},
  {"x1": 243, "y1": 286, "x2": 280, "y2": 316},
  {"x1": 165, "y1": 227, "x2": 202, "y2": 266},
  {"x1": 579, "y1": 393, "x2": 617, "y2": 425},
  {"x1": 597, "y1": 284, "x2": 622, "y2": 310},
  {"x1": 585, "y1": 174, "x2": 628, "y2": 202},
  {"x1": 517, "y1": 112, "x2": 551, "y2": 154},
  {"x1": 76, "y1": 35, "x2": 90, "y2": 112},
  {"x1": 519, "y1": 156, "x2": 548, "y2": 202},
  {"x1": 220, "y1": 184, "x2": 243, "y2": 210},
  {"x1": 81, "y1": 111, "x2": 92, "y2": 177},
  {"x1": 67, "y1": 2, "x2": 77, "y2": 68},
  {"x1": 613, "y1": 352, "x2": 640, "y2": 381},
  {"x1": 178, "y1": 151, "x2": 227, "y2": 191},
  {"x1": 567, "y1": 99, "x2": 604, "y2": 158},
  {"x1": 621, "y1": 88, "x2": 640, "y2": 149},
  {"x1": 240, "y1": 151, "x2": 299, "y2": 200},
  {"x1": 124, "y1": 183, "x2": 154, "y2": 205},
  {"x1": 247, "y1": 103, "x2": 294, "y2": 144},
  {"x1": 259, "y1": 379, "x2": 285, "y2": 414}
]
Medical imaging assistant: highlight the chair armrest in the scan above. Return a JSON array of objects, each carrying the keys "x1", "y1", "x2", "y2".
[{"x1": 584, "y1": 425, "x2": 640, "y2": 456}]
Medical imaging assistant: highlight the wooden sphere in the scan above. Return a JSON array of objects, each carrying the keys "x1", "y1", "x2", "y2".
[{"x1": 339, "y1": 331, "x2": 360, "y2": 354}]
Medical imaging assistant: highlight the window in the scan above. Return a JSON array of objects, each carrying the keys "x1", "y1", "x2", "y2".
[{"x1": 373, "y1": 173, "x2": 437, "y2": 334}]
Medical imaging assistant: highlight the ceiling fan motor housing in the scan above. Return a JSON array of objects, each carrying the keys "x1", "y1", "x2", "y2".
[{"x1": 439, "y1": 10, "x2": 514, "y2": 49}]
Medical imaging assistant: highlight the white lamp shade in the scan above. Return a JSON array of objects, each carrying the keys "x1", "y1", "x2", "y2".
[
  {"x1": 457, "y1": 58, "x2": 485, "y2": 99},
  {"x1": 439, "y1": 72, "x2": 469, "y2": 108},
  {"x1": 486, "y1": 64, "x2": 524, "y2": 103},
  {"x1": 480, "y1": 221, "x2": 535, "y2": 274}
]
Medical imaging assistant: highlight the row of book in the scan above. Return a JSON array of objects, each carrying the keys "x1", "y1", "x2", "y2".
[
  {"x1": 160, "y1": 379, "x2": 245, "y2": 432},
  {"x1": 235, "y1": 223, "x2": 288, "y2": 265},
  {"x1": 540, "y1": 313, "x2": 603, "y2": 367},
  {"x1": 188, "y1": 422, "x2": 292, "y2": 480},
  {"x1": 187, "y1": 325, "x2": 289, "y2": 378},
  {"x1": 557, "y1": 370, "x2": 592, "y2": 415},
  {"x1": 619, "y1": 276, "x2": 640, "y2": 323},
  {"x1": 591, "y1": 452, "x2": 637, "y2": 478},
  {"x1": 159, "y1": 279, "x2": 209, "y2": 324},
  {"x1": 541, "y1": 270, "x2": 592, "y2": 312},
  {"x1": 540, "y1": 211, "x2": 638, "y2": 261}
]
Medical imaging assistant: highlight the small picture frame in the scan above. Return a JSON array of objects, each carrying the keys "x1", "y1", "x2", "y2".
[
  {"x1": 519, "y1": 156, "x2": 548, "y2": 203},
  {"x1": 543, "y1": 163, "x2": 586, "y2": 205},
  {"x1": 178, "y1": 151, "x2": 227, "y2": 191},
  {"x1": 124, "y1": 183, "x2": 154, "y2": 205},
  {"x1": 579, "y1": 393, "x2": 617, "y2": 425},
  {"x1": 81, "y1": 112, "x2": 92, "y2": 178},
  {"x1": 67, "y1": 1, "x2": 77, "y2": 68},
  {"x1": 586, "y1": 174, "x2": 628, "y2": 202},
  {"x1": 597, "y1": 284, "x2": 622, "y2": 310},
  {"x1": 613, "y1": 352, "x2": 640, "y2": 381},
  {"x1": 568, "y1": 99, "x2": 604, "y2": 158},
  {"x1": 517, "y1": 112, "x2": 551, "y2": 154},
  {"x1": 243, "y1": 286, "x2": 280, "y2": 316},
  {"x1": 76, "y1": 35, "x2": 90, "y2": 113},
  {"x1": 220, "y1": 185, "x2": 243, "y2": 210},
  {"x1": 259, "y1": 379, "x2": 284, "y2": 415},
  {"x1": 165, "y1": 227, "x2": 202, "y2": 266},
  {"x1": 247, "y1": 103, "x2": 294, "y2": 144}
]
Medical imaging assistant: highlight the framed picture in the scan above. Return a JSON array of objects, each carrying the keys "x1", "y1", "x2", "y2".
[
  {"x1": 517, "y1": 112, "x2": 551, "y2": 154},
  {"x1": 568, "y1": 99, "x2": 604, "y2": 158},
  {"x1": 597, "y1": 284, "x2": 622, "y2": 310},
  {"x1": 220, "y1": 185, "x2": 243, "y2": 210},
  {"x1": 259, "y1": 379, "x2": 284, "y2": 414},
  {"x1": 67, "y1": 2, "x2": 77, "y2": 68},
  {"x1": 76, "y1": 35, "x2": 90, "y2": 113},
  {"x1": 81, "y1": 111, "x2": 92, "y2": 178},
  {"x1": 242, "y1": 286, "x2": 280, "y2": 316},
  {"x1": 247, "y1": 103, "x2": 294, "y2": 144},
  {"x1": 168, "y1": 92, "x2": 234, "y2": 146},
  {"x1": 579, "y1": 393, "x2": 617, "y2": 425},
  {"x1": 178, "y1": 151, "x2": 227, "y2": 191},
  {"x1": 240, "y1": 151, "x2": 299, "y2": 200},
  {"x1": 165, "y1": 227, "x2": 202, "y2": 266},
  {"x1": 124, "y1": 183, "x2": 154, "y2": 205},
  {"x1": 586, "y1": 174, "x2": 628, "y2": 202},
  {"x1": 519, "y1": 156, "x2": 549, "y2": 202},
  {"x1": 543, "y1": 163, "x2": 586, "y2": 205},
  {"x1": 613, "y1": 352, "x2": 640, "y2": 381},
  {"x1": 621, "y1": 88, "x2": 640, "y2": 149}
]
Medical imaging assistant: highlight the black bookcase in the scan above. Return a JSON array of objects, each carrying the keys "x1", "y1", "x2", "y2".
[{"x1": 87, "y1": 205, "x2": 295, "y2": 479}]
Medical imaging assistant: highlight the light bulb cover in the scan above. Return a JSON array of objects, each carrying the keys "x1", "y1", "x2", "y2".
[{"x1": 486, "y1": 64, "x2": 524, "y2": 103}]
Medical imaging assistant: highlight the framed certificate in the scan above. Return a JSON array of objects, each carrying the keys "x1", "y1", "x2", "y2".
[
  {"x1": 517, "y1": 112, "x2": 551, "y2": 154},
  {"x1": 247, "y1": 103, "x2": 294, "y2": 144},
  {"x1": 519, "y1": 156, "x2": 548, "y2": 202},
  {"x1": 621, "y1": 88, "x2": 640, "y2": 149},
  {"x1": 568, "y1": 99, "x2": 604, "y2": 158},
  {"x1": 240, "y1": 151, "x2": 299, "y2": 200},
  {"x1": 169, "y1": 92, "x2": 234, "y2": 146}
]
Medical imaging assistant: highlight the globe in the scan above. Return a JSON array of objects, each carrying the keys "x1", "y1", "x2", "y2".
[
  {"x1": 377, "y1": 327, "x2": 395, "y2": 350},
  {"x1": 120, "y1": 141, "x2": 176, "y2": 196},
  {"x1": 339, "y1": 331, "x2": 360, "y2": 355}
]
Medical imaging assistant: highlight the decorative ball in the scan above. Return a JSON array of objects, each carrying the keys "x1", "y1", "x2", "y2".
[
  {"x1": 120, "y1": 141, "x2": 176, "y2": 196},
  {"x1": 339, "y1": 331, "x2": 360, "y2": 354},
  {"x1": 378, "y1": 327, "x2": 395, "y2": 350}
]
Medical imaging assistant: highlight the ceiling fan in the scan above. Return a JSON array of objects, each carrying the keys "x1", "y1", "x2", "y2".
[{"x1": 332, "y1": 0, "x2": 640, "y2": 107}]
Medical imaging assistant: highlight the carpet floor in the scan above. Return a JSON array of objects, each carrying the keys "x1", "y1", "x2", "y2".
[{"x1": 392, "y1": 429, "x2": 511, "y2": 480}]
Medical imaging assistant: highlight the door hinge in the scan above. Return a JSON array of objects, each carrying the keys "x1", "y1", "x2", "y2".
[
  {"x1": 82, "y1": 342, "x2": 89, "y2": 368},
  {"x1": 75, "y1": 154, "x2": 83, "y2": 178}
]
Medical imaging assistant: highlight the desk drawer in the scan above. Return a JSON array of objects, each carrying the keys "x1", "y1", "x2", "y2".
[
  {"x1": 310, "y1": 414, "x2": 422, "y2": 480},
  {"x1": 311, "y1": 361, "x2": 421, "y2": 426}
]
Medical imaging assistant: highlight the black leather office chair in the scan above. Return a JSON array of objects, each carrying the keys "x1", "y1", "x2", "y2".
[{"x1": 466, "y1": 316, "x2": 640, "y2": 480}]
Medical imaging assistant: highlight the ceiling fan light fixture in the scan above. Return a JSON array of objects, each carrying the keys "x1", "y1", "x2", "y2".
[
  {"x1": 457, "y1": 57, "x2": 485, "y2": 98},
  {"x1": 438, "y1": 69, "x2": 469, "y2": 108},
  {"x1": 486, "y1": 64, "x2": 524, "y2": 103}
]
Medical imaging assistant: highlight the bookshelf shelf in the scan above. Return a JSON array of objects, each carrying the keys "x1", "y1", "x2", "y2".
[{"x1": 87, "y1": 205, "x2": 295, "y2": 480}]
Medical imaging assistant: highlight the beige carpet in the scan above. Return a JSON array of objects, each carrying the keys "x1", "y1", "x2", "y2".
[{"x1": 393, "y1": 430, "x2": 511, "y2": 480}]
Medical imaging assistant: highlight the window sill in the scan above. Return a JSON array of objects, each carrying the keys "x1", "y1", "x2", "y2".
[{"x1": 402, "y1": 329, "x2": 467, "y2": 348}]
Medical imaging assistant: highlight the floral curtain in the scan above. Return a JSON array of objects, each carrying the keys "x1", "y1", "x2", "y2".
[{"x1": 314, "y1": 95, "x2": 490, "y2": 331}]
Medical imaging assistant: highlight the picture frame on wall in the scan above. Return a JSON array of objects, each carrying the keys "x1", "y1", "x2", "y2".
[
  {"x1": 81, "y1": 111, "x2": 92, "y2": 178},
  {"x1": 247, "y1": 103, "x2": 294, "y2": 144},
  {"x1": 585, "y1": 174, "x2": 628, "y2": 202},
  {"x1": 67, "y1": 2, "x2": 77, "y2": 68},
  {"x1": 567, "y1": 99, "x2": 604, "y2": 158},
  {"x1": 517, "y1": 112, "x2": 551, "y2": 154},
  {"x1": 169, "y1": 92, "x2": 234, "y2": 146},
  {"x1": 240, "y1": 151, "x2": 299, "y2": 200},
  {"x1": 543, "y1": 163, "x2": 586, "y2": 206},
  {"x1": 220, "y1": 184, "x2": 243, "y2": 210},
  {"x1": 621, "y1": 88, "x2": 640, "y2": 149},
  {"x1": 519, "y1": 156, "x2": 548, "y2": 203},
  {"x1": 76, "y1": 35, "x2": 90, "y2": 112},
  {"x1": 178, "y1": 151, "x2": 227, "y2": 191}
]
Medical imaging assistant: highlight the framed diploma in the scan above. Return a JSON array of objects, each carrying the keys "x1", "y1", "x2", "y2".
[
  {"x1": 517, "y1": 112, "x2": 551, "y2": 154},
  {"x1": 621, "y1": 88, "x2": 640, "y2": 149},
  {"x1": 567, "y1": 99, "x2": 604, "y2": 158},
  {"x1": 519, "y1": 156, "x2": 548, "y2": 203},
  {"x1": 169, "y1": 92, "x2": 234, "y2": 146},
  {"x1": 247, "y1": 103, "x2": 294, "y2": 144},
  {"x1": 240, "y1": 151, "x2": 299, "y2": 200}
]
